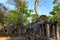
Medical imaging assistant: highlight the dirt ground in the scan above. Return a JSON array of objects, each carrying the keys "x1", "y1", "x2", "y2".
[{"x1": 0, "y1": 37, "x2": 10, "y2": 40}]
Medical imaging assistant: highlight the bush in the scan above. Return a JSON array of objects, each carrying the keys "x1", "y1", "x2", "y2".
[{"x1": 58, "y1": 20, "x2": 60, "y2": 26}]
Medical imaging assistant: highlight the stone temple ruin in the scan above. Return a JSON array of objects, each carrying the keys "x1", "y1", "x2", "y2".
[{"x1": 0, "y1": 15, "x2": 57, "y2": 40}]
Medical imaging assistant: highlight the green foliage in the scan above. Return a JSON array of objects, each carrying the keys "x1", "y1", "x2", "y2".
[
  {"x1": 50, "y1": 3, "x2": 60, "y2": 15},
  {"x1": 23, "y1": 9, "x2": 32, "y2": 17},
  {"x1": 7, "y1": 0, "x2": 33, "y2": 25},
  {"x1": 5, "y1": 9, "x2": 32, "y2": 24},
  {"x1": 49, "y1": 3, "x2": 60, "y2": 27},
  {"x1": 58, "y1": 20, "x2": 60, "y2": 26},
  {"x1": 23, "y1": 9, "x2": 32, "y2": 24},
  {"x1": 7, "y1": 0, "x2": 30, "y2": 24},
  {"x1": 31, "y1": 14, "x2": 37, "y2": 22},
  {"x1": 56, "y1": 11, "x2": 60, "y2": 20},
  {"x1": 49, "y1": 16, "x2": 60, "y2": 26},
  {"x1": 53, "y1": 5, "x2": 59, "y2": 11},
  {"x1": 0, "y1": 12, "x2": 4, "y2": 22},
  {"x1": 53, "y1": 3, "x2": 60, "y2": 12},
  {"x1": 49, "y1": 16, "x2": 56, "y2": 21},
  {"x1": 5, "y1": 10, "x2": 19, "y2": 22},
  {"x1": 50, "y1": 11, "x2": 56, "y2": 15}
]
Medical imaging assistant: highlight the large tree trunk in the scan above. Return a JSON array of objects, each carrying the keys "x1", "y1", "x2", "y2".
[
  {"x1": 17, "y1": 8, "x2": 23, "y2": 35},
  {"x1": 14, "y1": 0, "x2": 25, "y2": 35},
  {"x1": 34, "y1": 0, "x2": 39, "y2": 18}
]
